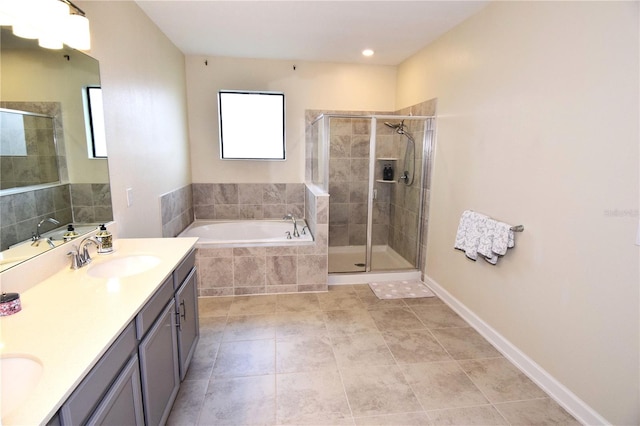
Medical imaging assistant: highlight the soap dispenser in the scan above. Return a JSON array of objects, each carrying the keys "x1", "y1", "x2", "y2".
[
  {"x1": 95, "y1": 224, "x2": 114, "y2": 254},
  {"x1": 63, "y1": 224, "x2": 79, "y2": 242}
]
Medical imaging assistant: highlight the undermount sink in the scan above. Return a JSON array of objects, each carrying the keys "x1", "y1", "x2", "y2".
[
  {"x1": 87, "y1": 255, "x2": 161, "y2": 279},
  {"x1": 1, "y1": 356, "x2": 43, "y2": 417}
]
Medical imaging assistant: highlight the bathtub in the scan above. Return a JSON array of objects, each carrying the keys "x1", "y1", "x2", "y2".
[{"x1": 178, "y1": 219, "x2": 314, "y2": 247}]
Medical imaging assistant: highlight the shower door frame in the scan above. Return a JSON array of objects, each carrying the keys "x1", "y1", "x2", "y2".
[
  {"x1": 366, "y1": 115, "x2": 429, "y2": 273},
  {"x1": 321, "y1": 113, "x2": 432, "y2": 275}
]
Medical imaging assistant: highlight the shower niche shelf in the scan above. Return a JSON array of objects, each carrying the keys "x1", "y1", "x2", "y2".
[{"x1": 377, "y1": 158, "x2": 398, "y2": 183}]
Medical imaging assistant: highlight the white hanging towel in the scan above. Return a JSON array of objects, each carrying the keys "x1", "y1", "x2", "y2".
[
  {"x1": 454, "y1": 210, "x2": 489, "y2": 260},
  {"x1": 456, "y1": 210, "x2": 516, "y2": 264}
]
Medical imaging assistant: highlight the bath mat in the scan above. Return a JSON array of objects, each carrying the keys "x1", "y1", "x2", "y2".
[{"x1": 368, "y1": 280, "x2": 435, "y2": 300}]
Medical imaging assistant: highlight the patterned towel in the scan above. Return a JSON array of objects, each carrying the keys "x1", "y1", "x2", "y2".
[{"x1": 455, "y1": 210, "x2": 515, "y2": 264}]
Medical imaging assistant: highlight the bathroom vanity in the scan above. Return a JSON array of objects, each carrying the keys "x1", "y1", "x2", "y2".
[{"x1": 0, "y1": 235, "x2": 198, "y2": 425}]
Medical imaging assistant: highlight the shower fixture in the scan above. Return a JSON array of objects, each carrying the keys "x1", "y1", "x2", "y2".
[{"x1": 384, "y1": 120, "x2": 415, "y2": 186}]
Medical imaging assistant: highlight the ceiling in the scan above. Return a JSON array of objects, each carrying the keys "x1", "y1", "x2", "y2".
[{"x1": 135, "y1": 1, "x2": 489, "y2": 66}]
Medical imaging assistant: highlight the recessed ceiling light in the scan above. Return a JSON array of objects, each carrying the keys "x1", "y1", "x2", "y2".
[{"x1": 362, "y1": 49, "x2": 374, "y2": 57}]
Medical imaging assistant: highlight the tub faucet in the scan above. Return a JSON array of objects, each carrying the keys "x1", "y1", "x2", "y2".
[
  {"x1": 283, "y1": 214, "x2": 300, "y2": 238},
  {"x1": 32, "y1": 217, "x2": 60, "y2": 245}
]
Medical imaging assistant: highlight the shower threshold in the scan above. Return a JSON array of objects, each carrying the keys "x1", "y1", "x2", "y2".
[{"x1": 328, "y1": 245, "x2": 420, "y2": 285}]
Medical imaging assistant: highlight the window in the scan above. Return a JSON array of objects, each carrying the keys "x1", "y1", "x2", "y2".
[
  {"x1": 85, "y1": 86, "x2": 107, "y2": 158},
  {"x1": 218, "y1": 90, "x2": 285, "y2": 160}
]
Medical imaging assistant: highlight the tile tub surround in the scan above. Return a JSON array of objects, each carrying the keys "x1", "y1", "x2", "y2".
[
  {"x1": 193, "y1": 183, "x2": 305, "y2": 221},
  {"x1": 166, "y1": 288, "x2": 580, "y2": 425},
  {"x1": 195, "y1": 184, "x2": 329, "y2": 296},
  {"x1": 161, "y1": 184, "x2": 194, "y2": 238}
]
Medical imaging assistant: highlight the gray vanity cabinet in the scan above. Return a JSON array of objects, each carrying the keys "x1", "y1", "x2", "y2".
[
  {"x1": 138, "y1": 298, "x2": 180, "y2": 426},
  {"x1": 59, "y1": 322, "x2": 141, "y2": 425},
  {"x1": 173, "y1": 249, "x2": 199, "y2": 380},
  {"x1": 86, "y1": 355, "x2": 145, "y2": 425}
]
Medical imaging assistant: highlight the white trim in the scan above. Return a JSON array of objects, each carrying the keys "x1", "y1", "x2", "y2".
[{"x1": 421, "y1": 274, "x2": 610, "y2": 426}]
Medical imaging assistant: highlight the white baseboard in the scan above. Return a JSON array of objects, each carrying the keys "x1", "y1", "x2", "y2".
[{"x1": 421, "y1": 275, "x2": 609, "y2": 426}]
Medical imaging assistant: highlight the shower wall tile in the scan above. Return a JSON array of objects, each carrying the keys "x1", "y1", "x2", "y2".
[
  {"x1": 330, "y1": 135, "x2": 351, "y2": 158},
  {"x1": 349, "y1": 181, "x2": 368, "y2": 203},
  {"x1": 329, "y1": 225, "x2": 349, "y2": 247},
  {"x1": 330, "y1": 203, "x2": 349, "y2": 225},
  {"x1": 353, "y1": 118, "x2": 371, "y2": 135},
  {"x1": 351, "y1": 135, "x2": 370, "y2": 158},
  {"x1": 330, "y1": 159, "x2": 350, "y2": 182},
  {"x1": 350, "y1": 159, "x2": 369, "y2": 181},
  {"x1": 329, "y1": 183, "x2": 348, "y2": 203},
  {"x1": 349, "y1": 203, "x2": 368, "y2": 225}
]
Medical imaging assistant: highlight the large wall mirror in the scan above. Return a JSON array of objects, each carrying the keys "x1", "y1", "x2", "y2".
[{"x1": 0, "y1": 28, "x2": 113, "y2": 271}]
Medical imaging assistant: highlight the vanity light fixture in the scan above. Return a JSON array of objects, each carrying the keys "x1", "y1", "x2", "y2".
[
  {"x1": 0, "y1": 0, "x2": 90, "y2": 50},
  {"x1": 362, "y1": 49, "x2": 375, "y2": 57}
]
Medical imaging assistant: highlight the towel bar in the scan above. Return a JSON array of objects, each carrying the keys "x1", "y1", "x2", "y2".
[{"x1": 510, "y1": 225, "x2": 524, "y2": 232}]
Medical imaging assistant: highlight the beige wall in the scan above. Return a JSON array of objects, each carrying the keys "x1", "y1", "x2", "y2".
[
  {"x1": 186, "y1": 56, "x2": 396, "y2": 183},
  {"x1": 77, "y1": 1, "x2": 191, "y2": 238},
  {"x1": 397, "y1": 2, "x2": 639, "y2": 424}
]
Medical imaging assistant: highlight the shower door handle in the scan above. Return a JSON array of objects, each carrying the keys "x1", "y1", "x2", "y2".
[{"x1": 372, "y1": 189, "x2": 377, "y2": 200}]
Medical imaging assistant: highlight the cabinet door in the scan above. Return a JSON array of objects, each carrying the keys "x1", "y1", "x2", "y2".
[
  {"x1": 138, "y1": 300, "x2": 179, "y2": 426},
  {"x1": 175, "y1": 267, "x2": 200, "y2": 381},
  {"x1": 86, "y1": 355, "x2": 144, "y2": 426}
]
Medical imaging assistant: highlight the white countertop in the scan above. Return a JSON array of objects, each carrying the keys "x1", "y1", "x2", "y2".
[{"x1": 0, "y1": 237, "x2": 198, "y2": 425}]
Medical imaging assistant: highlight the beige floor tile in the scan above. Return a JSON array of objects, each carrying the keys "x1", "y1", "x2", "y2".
[
  {"x1": 199, "y1": 296, "x2": 233, "y2": 317},
  {"x1": 354, "y1": 412, "x2": 432, "y2": 425},
  {"x1": 494, "y1": 398, "x2": 581, "y2": 425},
  {"x1": 166, "y1": 379, "x2": 208, "y2": 426},
  {"x1": 317, "y1": 290, "x2": 364, "y2": 311},
  {"x1": 276, "y1": 311, "x2": 327, "y2": 340},
  {"x1": 403, "y1": 296, "x2": 444, "y2": 307},
  {"x1": 222, "y1": 313, "x2": 277, "y2": 341},
  {"x1": 368, "y1": 306, "x2": 425, "y2": 331},
  {"x1": 276, "y1": 334, "x2": 337, "y2": 373},
  {"x1": 199, "y1": 375, "x2": 276, "y2": 425},
  {"x1": 401, "y1": 361, "x2": 488, "y2": 410},
  {"x1": 430, "y1": 327, "x2": 502, "y2": 360},
  {"x1": 276, "y1": 293, "x2": 321, "y2": 312},
  {"x1": 341, "y1": 365, "x2": 422, "y2": 417},
  {"x1": 382, "y1": 329, "x2": 451, "y2": 364},
  {"x1": 332, "y1": 332, "x2": 396, "y2": 366},
  {"x1": 410, "y1": 304, "x2": 469, "y2": 329},
  {"x1": 356, "y1": 289, "x2": 408, "y2": 309},
  {"x1": 328, "y1": 284, "x2": 359, "y2": 292},
  {"x1": 458, "y1": 358, "x2": 548, "y2": 403},
  {"x1": 427, "y1": 405, "x2": 508, "y2": 425},
  {"x1": 228, "y1": 294, "x2": 277, "y2": 316},
  {"x1": 184, "y1": 338, "x2": 219, "y2": 382},
  {"x1": 324, "y1": 309, "x2": 380, "y2": 337},
  {"x1": 276, "y1": 370, "x2": 352, "y2": 425},
  {"x1": 199, "y1": 315, "x2": 227, "y2": 340},
  {"x1": 212, "y1": 339, "x2": 275, "y2": 378}
]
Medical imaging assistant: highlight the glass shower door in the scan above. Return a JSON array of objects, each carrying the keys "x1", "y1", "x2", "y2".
[{"x1": 327, "y1": 116, "x2": 371, "y2": 273}]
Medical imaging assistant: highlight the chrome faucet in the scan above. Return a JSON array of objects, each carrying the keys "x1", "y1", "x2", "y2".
[
  {"x1": 283, "y1": 214, "x2": 300, "y2": 238},
  {"x1": 67, "y1": 236, "x2": 102, "y2": 269},
  {"x1": 32, "y1": 217, "x2": 60, "y2": 246}
]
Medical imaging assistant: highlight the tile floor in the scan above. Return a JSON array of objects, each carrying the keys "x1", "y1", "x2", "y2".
[{"x1": 167, "y1": 285, "x2": 580, "y2": 425}]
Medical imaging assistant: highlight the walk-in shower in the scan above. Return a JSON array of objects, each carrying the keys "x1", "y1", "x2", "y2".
[{"x1": 308, "y1": 113, "x2": 435, "y2": 279}]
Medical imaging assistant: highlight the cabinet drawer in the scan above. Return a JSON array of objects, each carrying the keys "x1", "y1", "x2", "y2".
[
  {"x1": 60, "y1": 322, "x2": 137, "y2": 425},
  {"x1": 135, "y1": 275, "x2": 174, "y2": 339},
  {"x1": 173, "y1": 248, "x2": 196, "y2": 290}
]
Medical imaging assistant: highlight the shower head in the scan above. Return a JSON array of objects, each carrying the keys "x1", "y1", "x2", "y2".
[{"x1": 384, "y1": 120, "x2": 408, "y2": 135}]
